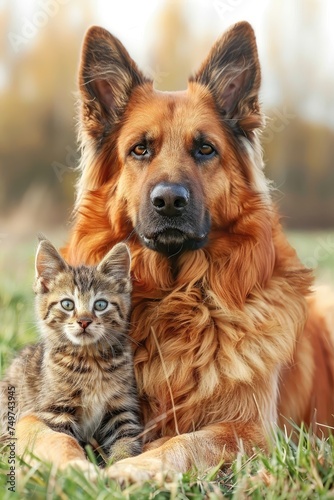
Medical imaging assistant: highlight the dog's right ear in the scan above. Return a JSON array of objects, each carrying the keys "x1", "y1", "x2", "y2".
[{"x1": 79, "y1": 26, "x2": 150, "y2": 129}]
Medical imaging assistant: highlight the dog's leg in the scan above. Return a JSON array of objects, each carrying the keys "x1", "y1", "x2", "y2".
[
  {"x1": 106, "y1": 421, "x2": 268, "y2": 482},
  {"x1": 16, "y1": 415, "x2": 88, "y2": 468}
]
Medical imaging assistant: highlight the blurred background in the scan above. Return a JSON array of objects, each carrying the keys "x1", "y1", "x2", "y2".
[{"x1": 0, "y1": 0, "x2": 333, "y2": 306}]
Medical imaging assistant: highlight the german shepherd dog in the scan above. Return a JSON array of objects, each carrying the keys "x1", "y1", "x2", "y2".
[{"x1": 16, "y1": 22, "x2": 334, "y2": 481}]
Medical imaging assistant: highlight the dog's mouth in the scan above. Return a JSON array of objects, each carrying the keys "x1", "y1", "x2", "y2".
[{"x1": 140, "y1": 228, "x2": 208, "y2": 255}]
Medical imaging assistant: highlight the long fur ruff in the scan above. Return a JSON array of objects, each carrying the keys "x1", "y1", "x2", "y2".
[{"x1": 14, "y1": 22, "x2": 334, "y2": 480}]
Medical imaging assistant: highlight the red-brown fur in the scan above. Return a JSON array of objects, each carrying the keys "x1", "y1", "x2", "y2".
[{"x1": 16, "y1": 21, "x2": 334, "y2": 481}]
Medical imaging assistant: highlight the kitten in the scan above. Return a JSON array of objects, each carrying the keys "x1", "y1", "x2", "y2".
[{"x1": 0, "y1": 237, "x2": 142, "y2": 464}]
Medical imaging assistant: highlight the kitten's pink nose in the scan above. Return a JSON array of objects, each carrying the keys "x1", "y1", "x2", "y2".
[{"x1": 77, "y1": 318, "x2": 92, "y2": 330}]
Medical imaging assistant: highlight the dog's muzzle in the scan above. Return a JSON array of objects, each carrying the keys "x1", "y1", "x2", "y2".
[{"x1": 137, "y1": 182, "x2": 210, "y2": 256}]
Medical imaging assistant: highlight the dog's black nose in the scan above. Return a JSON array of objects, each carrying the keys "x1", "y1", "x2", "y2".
[{"x1": 150, "y1": 183, "x2": 189, "y2": 216}]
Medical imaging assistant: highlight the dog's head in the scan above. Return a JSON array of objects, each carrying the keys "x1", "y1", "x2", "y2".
[{"x1": 76, "y1": 22, "x2": 268, "y2": 257}]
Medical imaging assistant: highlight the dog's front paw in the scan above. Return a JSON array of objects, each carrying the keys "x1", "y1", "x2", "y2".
[
  {"x1": 64, "y1": 459, "x2": 99, "y2": 480},
  {"x1": 105, "y1": 457, "x2": 176, "y2": 484}
]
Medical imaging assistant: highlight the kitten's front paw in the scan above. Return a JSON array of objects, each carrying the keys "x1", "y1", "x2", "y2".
[
  {"x1": 65, "y1": 459, "x2": 99, "y2": 480},
  {"x1": 105, "y1": 457, "x2": 176, "y2": 484}
]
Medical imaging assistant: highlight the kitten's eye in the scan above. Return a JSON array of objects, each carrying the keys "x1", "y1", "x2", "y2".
[
  {"x1": 132, "y1": 144, "x2": 149, "y2": 158},
  {"x1": 94, "y1": 299, "x2": 108, "y2": 311},
  {"x1": 61, "y1": 299, "x2": 74, "y2": 311}
]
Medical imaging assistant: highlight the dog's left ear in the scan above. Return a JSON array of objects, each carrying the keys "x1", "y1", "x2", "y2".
[{"x1": 191, "y1": 22, "x2": 261, "y2": 126}]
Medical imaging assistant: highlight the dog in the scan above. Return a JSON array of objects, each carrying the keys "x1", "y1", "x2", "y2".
[{"x1": 16, "y1": 21, "x2": 334, "y2": 482}]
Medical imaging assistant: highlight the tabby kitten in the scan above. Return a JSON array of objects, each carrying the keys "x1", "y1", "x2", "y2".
[{"x1": 0, "y1": 238, "x2": 142, "y2": 464}]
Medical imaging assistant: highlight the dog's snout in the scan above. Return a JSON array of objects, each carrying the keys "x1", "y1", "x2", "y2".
[{"x1": 150, "y1": 183, "x2": 189, "y2": 216}]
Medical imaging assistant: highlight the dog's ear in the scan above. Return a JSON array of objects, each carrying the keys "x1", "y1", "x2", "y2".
[
  {"x1": 79, "y1": 26, "x2": 151, "y2": 128},
  {"x1": 191, "y1": 22, "x2": 261, "y2": 126}
]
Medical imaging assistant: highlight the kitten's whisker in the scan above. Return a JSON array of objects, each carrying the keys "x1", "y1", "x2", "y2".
[{"x1": 115, "y1": 330, "x2": 140, "y2": 347}]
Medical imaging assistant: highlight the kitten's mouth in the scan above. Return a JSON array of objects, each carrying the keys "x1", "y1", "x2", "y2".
[
  {"x1": 76, "y1": 327, "x2": 95, "y2": 339},
  {"x1": 76, "y1": 329, "x2": 92, "y2": 337},
  {"x1": 66, "y1": 328, "x2": 96, "y2": 346},
  {"x1": 78, "y1": 328, "x2": 91, "y2": 335}
]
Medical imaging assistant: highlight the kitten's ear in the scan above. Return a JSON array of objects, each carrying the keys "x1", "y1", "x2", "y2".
[
  {"x1": 190, "y1": 22, "x2": 262, "y2": 129},
  {"x1": 97, "y1": 243, "x2": 131, "y2": 280},
  {"x1": 79, "y1": 26, "x2": 151, "y2": 134},
  {"x1": 37, "y1": 232, "x2": 48, "y2": 242},
  {"x1": 34, "y1": 239, "x2": 67, "y2": 293}
]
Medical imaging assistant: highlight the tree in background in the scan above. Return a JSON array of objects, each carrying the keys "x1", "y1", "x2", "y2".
[
  {"x1": 263, "y1": 0, "x2": 334, "y2": 227},
  {"x1": 0, "y1": 0, "x2": 94, "y2": 229},
  {"x1": 0, "y1": 0, "x2": 333, "y2": 231}
]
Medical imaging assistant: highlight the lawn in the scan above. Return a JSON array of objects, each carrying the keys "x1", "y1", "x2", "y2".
[{"x1": 0, "y1": 230, "x2": 334, "y2": 499}]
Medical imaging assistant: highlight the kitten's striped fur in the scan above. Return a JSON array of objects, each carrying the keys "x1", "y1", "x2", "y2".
[{"x1": 0, "y1": 238, "x2": 142, "y2": 464}]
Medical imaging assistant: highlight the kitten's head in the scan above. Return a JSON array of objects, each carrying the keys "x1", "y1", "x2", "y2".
[{"x1": 34, "y1": 237, "x2": 132, "y2": 347}]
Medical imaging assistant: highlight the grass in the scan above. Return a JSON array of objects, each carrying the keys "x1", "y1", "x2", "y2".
[
  {"x1": 1, "y1": 429, "x2": 334, "y2": 499},
  {"x1": 1, "y1": 229, "x2": 334, "y2": 499}
]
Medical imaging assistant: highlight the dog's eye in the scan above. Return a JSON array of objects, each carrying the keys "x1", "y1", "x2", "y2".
[
  {"x1": 193, "y1": 143, "x2": 216, "y2": 161},
  {"x1": 198, "y1": 144, "x2": 215, "y2": 156},
  {"x1": 132, "y1": 144, "x2": 149, "y2": 157}
]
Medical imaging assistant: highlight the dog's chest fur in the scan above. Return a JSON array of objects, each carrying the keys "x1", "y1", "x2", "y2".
[{"x1": 130, "y1": 251, "x2": 307, "y2": 439}]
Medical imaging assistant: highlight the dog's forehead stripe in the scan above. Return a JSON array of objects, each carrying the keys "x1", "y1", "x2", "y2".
[{"x1": 120, "y1": 85, "x2": 225, "y2": 147}]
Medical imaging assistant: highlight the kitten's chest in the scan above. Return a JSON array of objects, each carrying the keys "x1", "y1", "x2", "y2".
[
  {"x1": 73, "y1": 367, "x2": 115, "y2": 441},
  {"x1": 79, "y1": 390, "x2": 108, "y2": 439},
  {"x1": 46, "y1": 348, "x2": 117, "y2": 435}
]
